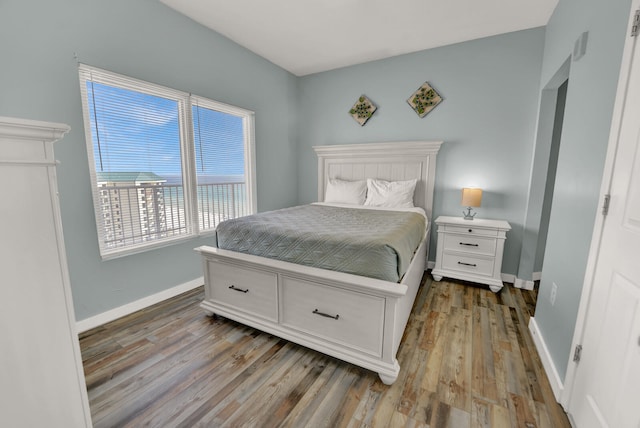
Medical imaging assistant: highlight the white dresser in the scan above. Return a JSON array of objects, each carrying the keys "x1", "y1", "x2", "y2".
[
  {"x1": 0, "y1": 117, "x2": 92, "y2": 427},
  {"x1": 431, "y1": 216, "x2": 511, "y2": 292}
]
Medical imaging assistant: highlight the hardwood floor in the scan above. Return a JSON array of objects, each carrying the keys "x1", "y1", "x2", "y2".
[{"x1": 80, "y1": 274, "x2": 569, "y2": 427}]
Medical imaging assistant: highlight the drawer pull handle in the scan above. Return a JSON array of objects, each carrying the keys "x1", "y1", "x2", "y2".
[
  {"x1": 228, "y1": 285, "x2": 249, "y2": 293},
  {"x1": 458, "y1": 261, "x2": 477, "y2": 267},
  {"x1": 459, "y1": 242, "x2": 479, "y2": 247},
  {"x1": 312, "y1": 309, "x2": 340, "y2": 320}
]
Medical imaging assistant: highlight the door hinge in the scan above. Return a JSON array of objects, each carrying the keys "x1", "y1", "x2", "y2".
[
  {"x1": 602, "y1": 194, "x2": 611, "y2": 216},
  {"x1": 632, "y1": 9, "x2": 640, "y2": 37},
  {"x1": 573, "y1": 344, "x2": 583, "y2": 363}
]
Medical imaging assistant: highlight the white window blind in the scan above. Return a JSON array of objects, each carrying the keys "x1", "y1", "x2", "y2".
[
  {"x1": 192, "y1": 97, "x2": 250, "y2": 232},
  {"x1": 78, "y1": 64, "x2": 255, "y2": 259}
]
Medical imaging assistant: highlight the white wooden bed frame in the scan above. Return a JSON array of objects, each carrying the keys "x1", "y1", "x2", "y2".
[{"x1": 195, "y1": 141, "x2": 442, "y2": 384}]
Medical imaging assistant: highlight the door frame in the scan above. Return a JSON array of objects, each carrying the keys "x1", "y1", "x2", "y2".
[
  {"x1": 517, "y1": 59, "x2": 570, "y2": 290},
  {"x1": 561, "y1": 0, "x2": 640, "y2": 409}
]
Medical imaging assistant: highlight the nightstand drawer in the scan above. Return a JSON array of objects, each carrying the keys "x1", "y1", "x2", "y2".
[
  {"x1": 442, "y1": 253, "x2": 494, "y2": 277},
  {"x1": 443, "y1": 233, "x2": 496, "y2": 256},
  {"x1": 443, "y1": 224, "x2": 498, "y2": 237}
]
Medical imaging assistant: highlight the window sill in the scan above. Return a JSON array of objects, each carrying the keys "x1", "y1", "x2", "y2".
[{"x1": 99, "y1": 233, "x2": 206, "y2": 261}]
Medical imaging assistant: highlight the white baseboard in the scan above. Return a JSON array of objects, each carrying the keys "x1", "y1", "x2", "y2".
[
  {"x1": 501, "y1": 273, "x2": 516, "y2": 284},
  {"x1": 528, "y1": 317, "x2": 564, "y2": 402},
  {"x1": 427, "y1": 261, "x2": 435, "y2": 270},
  {"x1": 532, "y1": 271, "x2": 542, "y2": 281},
  {"x1": 76, "y1": 276, "x2": 204, "y2": 333},
  {"x1": 514, "y1": 277, "x2": 535, "y2": 290}
]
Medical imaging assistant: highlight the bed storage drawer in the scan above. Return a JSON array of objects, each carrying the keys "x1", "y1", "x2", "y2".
[
  {"x1": 280, "y1": 275, "x2": 385, "y2": 357},
  {"x1": 205, "y1": 260, "x2": 278, "y2": 322}
]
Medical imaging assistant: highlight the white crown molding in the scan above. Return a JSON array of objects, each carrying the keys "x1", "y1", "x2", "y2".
[
  {"x1": 313, "y1": 141, "x2": 443, "y2": 157},
  {"x1": 0, "y1": 116, "x2": 70, "y2": 142}
]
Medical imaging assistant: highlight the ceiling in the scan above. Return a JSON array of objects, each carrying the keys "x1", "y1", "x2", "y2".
[{"x1": 160, "y1": 0, "x2": 559, "y2": 76}]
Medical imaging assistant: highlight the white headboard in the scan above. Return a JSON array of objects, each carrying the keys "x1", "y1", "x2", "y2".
[{"x1": 313, "y1": 141, "x2": 442, "y2": 221}]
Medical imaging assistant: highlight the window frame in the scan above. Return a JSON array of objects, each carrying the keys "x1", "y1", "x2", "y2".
[{"x1": 78, "y1": 64, "x2": 256, "y2": 260}]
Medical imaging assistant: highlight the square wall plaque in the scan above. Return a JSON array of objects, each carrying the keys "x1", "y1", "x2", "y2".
[
  {"x1": 349, "y1": 95, "x2": 377, "y2": 126},
  {"x1": 407, "y1": 82, "x2": 442, "y2": 118}
]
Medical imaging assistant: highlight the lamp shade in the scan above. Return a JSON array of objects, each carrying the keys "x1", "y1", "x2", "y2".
[{"x1": 461, "y1": 188, "x2": 482, "y2": 207}]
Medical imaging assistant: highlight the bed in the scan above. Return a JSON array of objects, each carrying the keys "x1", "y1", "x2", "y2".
[{"x1": 195, "y1": 141, "x2": 442, "y2": 384}]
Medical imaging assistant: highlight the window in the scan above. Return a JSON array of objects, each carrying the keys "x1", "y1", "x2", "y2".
[{"x1": 78, "y1": 64, "x2": 255, "y2": 259}]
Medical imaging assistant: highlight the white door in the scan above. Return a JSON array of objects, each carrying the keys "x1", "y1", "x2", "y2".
[{"x1": 567, "y1": 9, "x2": 640, "y2": 428}]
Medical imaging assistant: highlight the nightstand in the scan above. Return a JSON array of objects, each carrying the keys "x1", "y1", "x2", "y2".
[{"x1": 431, "y1": 216, "x2": 511, "y2": 292}]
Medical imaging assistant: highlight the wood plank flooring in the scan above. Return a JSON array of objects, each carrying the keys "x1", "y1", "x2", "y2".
[{"x1": 80, "y1": 274, "x2": 569, "y2": 427}]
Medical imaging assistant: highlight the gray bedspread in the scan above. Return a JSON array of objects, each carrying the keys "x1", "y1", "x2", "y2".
[{"x1": 215, "y1": 204, "x2": 426, "y2": 282}]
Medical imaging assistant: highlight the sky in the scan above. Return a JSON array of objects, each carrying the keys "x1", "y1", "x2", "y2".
[{"x1": 87, "y1": 81, "x2": 245, "y2": 181}]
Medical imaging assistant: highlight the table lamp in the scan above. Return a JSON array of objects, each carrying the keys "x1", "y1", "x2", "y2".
[{"x1": 461, "y1": 187, "x2": 482, "y2": 220}]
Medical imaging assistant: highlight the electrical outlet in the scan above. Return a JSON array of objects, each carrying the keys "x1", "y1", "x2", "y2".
[{"x1": 550, "y1": 282, "x2": 558, "y2": 305}]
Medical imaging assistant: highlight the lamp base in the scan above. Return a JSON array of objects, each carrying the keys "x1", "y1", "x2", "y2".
[{"x1": 462, "y1": 207, "x2": 477, "y2": 220}]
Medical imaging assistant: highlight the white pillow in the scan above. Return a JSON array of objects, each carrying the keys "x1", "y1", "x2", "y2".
[
  {"x1": 324, "y1": 178, "x2": 367, "y2": 205},
  {"x1": 364, "y1": 178, "x2": 418, "y2": 208}
]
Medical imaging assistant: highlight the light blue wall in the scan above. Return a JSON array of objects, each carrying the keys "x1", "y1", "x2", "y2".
[
  {"x1": 0, "y1": 0, "x2": 298, "y2": 320},
  {"x1": 534, "y1": 0, "x2": 632, "y2": 380},
  {"x1": 297, "y1": 28, "x2": 546, "y2": 274}
]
